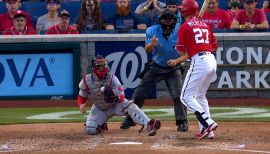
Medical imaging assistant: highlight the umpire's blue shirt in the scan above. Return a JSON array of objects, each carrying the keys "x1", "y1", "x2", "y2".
[{"x1": 145, "y1": 24, "x2": 180, "y2": 67}]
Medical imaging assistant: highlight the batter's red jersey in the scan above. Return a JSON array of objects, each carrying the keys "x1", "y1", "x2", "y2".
[
  {"x1": 2, "y1": 26, "x2": 36, "y2": 35},
  {"x1": 176, "y1": 17, "x2": 218, "y2": 58},
  {"x1": 234, "y1": 9, "x2": 267, "y2": 25},
  {"x1": 46, "y1": 24, "x2": 79, "y2": 34}
]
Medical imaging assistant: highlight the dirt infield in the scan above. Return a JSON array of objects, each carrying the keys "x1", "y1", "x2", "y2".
[{"x1": 0, "y1": 122, "x2": 269, "y2": 154}]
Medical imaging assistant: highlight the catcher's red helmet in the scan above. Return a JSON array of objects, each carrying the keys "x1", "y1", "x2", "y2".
[
  {"x1": 91, "y1": 55, "x2": 109, "y2": 80},
  {"x1": 180, "y1": 0, "x2": 199, "y2": 18}
]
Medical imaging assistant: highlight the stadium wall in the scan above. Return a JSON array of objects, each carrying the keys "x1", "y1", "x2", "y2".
[{"x1": 0, "y1": 33, "x2": 270, "y2": 101}]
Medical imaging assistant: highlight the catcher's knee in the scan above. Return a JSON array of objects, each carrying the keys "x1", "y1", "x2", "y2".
[{"x1": 85, "y1": 120, "x2": 99, "y2": 135}]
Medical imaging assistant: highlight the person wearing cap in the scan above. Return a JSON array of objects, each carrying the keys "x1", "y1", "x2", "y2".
[
  {"x1": 230, "y1": 0, "x2": 269, "y2": 30},
  {"x1": 2, "y1": 10, "x2": 36, "y2": 35},
  {"x1": 165, "y1": 0, "x2": 182, "y2": 29},
  {"x1": 0, "y1": 0, "x2": 34, "y2": 33},
  {"x1": 135, "y1": 0, "x2": 166, "y2": 26},
  {"x1": 36, "y1": 0, "x2": 60, "y2": 34},
  {"x1": 201, "y1": 0, "x2": 231, "y2": 29},
  {"x1": 46, "y1": 9, "x2": 79, "y2": 34}
]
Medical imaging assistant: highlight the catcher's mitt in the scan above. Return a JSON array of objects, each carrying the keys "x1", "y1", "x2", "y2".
[{"x1": 102, "y1": 85, "x2": 116, "y2": 104}]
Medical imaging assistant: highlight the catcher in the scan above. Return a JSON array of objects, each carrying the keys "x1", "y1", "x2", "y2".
[{"x1": 77, "y1": 55, "x2": 161, "y2": 136}]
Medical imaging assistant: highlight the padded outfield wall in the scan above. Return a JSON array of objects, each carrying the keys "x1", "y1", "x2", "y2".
[{"x1": 0, "y1": 33, "x2": 269, "y2": 100}]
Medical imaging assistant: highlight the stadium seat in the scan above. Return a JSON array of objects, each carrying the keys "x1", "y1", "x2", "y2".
[
  {"x1": 0, "y1": 2, "x2": 7, "y2": 14},
  {"x1": 219, "y1": 1, "x2": 228, "y2": 10},
  {"x1": 60, "y1": 1, "x2": 81, "y2": 25},
  {"x1": 21, "y1": 2, "x2": 47, "y2": 28}
]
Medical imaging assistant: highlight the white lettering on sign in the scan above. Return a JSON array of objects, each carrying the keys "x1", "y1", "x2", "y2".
[
  {"x1": 216, "y1": 47, "x2": 270, "y2": 64},
  {"x1": 217, "y1": 71, "x2": 270, "y2": 88}
]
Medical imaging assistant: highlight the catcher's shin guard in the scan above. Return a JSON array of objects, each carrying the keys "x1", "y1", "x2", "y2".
[
  {"x1": 85, "y1": 120, "x2": 108, "y2": 135},
  {"x1": 85, "y1": 120, "x2": 99, "y2": 135},
  {"x1": 123, "y1": 101, "x2": 150, "y2": 128}
]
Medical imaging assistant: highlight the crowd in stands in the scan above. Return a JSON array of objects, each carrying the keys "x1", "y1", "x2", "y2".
[{"x1": 0, "y1": 0, "x2": 270, "y2": 35}]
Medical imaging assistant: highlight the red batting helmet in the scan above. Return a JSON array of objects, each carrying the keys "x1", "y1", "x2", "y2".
[{"x1": 180, "y1": 0, "x2": 199, "y2": 18}]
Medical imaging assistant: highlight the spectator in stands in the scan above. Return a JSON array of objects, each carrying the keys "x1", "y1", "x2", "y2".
[
  {"x1": 227, "y1": 0, "x2": 241, "y2": 22},
  {"x1": 46, "y1": 9, "x2": 79, "y2": 34},
  {"x1": 201, "y1": 0, "x2": 231, "y2": 29},
  {"x1": 2, "y1": 10, "x2": 36, "y2": 35},
  {"x1": 0, "y1": 0, "x2": 34, "y2": 33},
  {"x1": 74, "y1": 0, "x2": 104, "y2": 33},
  {"x1": 135, "y1": 0, "x2": 165, "y2": 26},
  {"x1": 105, "y1": 0, "x2": 147, "y2": 31},
  {"x1": 263, "y1": 0, "x2": 270, "y2": 13},
  {"x1": 230, "y1": 0, "x2": 269, "y2": 30},
  {"x1": 36, "y1": 0, "x2": 60, "y2": 34},
  {"x1": 165, "y1": 0, "x2": 182, "y2": 28}
]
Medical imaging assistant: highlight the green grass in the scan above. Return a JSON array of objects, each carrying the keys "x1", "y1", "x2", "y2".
[{"x1": 0, "y1": 106, "x2": 270, "y2": 125}]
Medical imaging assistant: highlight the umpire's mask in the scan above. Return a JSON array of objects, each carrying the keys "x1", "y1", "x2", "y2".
[{"x1": 158, "y1": 10, "x2": 177, "y2": 32}]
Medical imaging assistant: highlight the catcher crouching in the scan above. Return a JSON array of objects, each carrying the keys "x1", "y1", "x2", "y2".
[{"x1": 77, "y1": 55, "x2": 161, "y2": 136}]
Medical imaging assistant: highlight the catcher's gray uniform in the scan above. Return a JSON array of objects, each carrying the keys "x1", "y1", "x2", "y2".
[{"x1": 78, "y1": 72, "x2": 158, "y2": 135}]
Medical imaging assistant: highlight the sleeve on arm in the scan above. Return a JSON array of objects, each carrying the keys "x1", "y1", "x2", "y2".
[
  {"x1": 77, "y1": 78, "x2": 88, "y2": 106},
  {"x1": 176, "y1": 26, "x2": 186, "y2": 52},
  {"x1": 145, "y1": 27, "x2": 153, "y2": 44},
  {"x1": 111, "y1": 75, "x2": 125, "y2": 103},
  {"x1": 210, "y1": 30, "x2": 218, "y2": 49},
  {"x1": 259, "y1": 9, "x2": 268, "y2": 23}
]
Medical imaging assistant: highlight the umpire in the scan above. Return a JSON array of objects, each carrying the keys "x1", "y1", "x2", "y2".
[{"x1": 121, "y1": 9, "x2": 188, "y2": 132}]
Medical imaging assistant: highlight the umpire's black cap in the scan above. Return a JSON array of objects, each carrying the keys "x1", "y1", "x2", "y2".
[{"x1": 166, "y1": 0, "x2": 178, "y2": 6}]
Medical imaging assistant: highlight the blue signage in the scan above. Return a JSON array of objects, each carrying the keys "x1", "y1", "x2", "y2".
[
  {"x1": 95, "y1": 41, "x2": 155, "y2": 99},
  {"x1": 0, "y1": 53, "x2": 73, "y2": 96}
]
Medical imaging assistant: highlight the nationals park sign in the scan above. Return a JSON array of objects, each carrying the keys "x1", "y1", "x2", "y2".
[{"x1": 95, "y1": 40, "x2": 270, "y2": 98}]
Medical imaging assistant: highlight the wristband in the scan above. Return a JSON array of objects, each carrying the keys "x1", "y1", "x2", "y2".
[{"x1": 239, "y1": 25, "x2": 244, "y2": 29}]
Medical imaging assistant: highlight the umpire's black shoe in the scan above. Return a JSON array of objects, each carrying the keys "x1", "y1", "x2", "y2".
[
  {"x1": 120, "y1": 116, "x2": 136, "y2": 129},
  {"x1": 177, "y1": 120, "x2": 188, "y2": 132}
]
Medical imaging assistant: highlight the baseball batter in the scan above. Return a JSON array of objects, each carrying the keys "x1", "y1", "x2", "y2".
[
  {"x1": 176, "y1": 0, "x2": 218, "y2": 139},
  {"x1": 77, "y1": 55, "x2": 161, "y2": 136}
]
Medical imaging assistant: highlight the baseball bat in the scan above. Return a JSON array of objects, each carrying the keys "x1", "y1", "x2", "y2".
[{"x1": 198, "y1": 0, "x2": 210, "y2": 20}]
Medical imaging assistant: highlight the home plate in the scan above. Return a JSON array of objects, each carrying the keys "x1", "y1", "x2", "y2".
[{"x1": 110, "y1": 142, "x2": 143, "y2": 145}]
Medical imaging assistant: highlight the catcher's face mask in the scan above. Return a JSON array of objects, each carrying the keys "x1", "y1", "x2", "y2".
[{"x1": 93, "y1": 57, "x2": 109, "y2": 80}]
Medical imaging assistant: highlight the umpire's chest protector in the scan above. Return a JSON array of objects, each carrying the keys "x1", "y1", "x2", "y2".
[{"x1": 85, "y1": 73, "x2": 115, "y2": 111}]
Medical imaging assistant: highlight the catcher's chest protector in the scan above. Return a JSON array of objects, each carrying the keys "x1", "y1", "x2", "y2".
[{"x1": 85, "y1": 73, "x2": 115, "y2": 110}]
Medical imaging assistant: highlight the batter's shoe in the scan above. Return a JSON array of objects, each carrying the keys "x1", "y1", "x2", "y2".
[
  {"x1": 120, "y1": 116, "x2": 136, "y2": 129},
  {"x1": 198, "y1": 123, "x2": 218, "y2": 140},
  {"x1": 193, "y1": 131, "x2": 214, "y2": 139},
  {"x1": 177, "y1": 120, "x2": 188, "y2": 132},
  {"x1": 147, "y1": 119, "x2": 161, "y2": 136}
]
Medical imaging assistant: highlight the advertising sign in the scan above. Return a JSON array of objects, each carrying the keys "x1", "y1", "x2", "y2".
[
  {"x1": 0, "y1": 53, "x2": 73, "y2": 96},
  {"x1": 95, "y1": 41, "x2": 155, "y2": 98}
]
